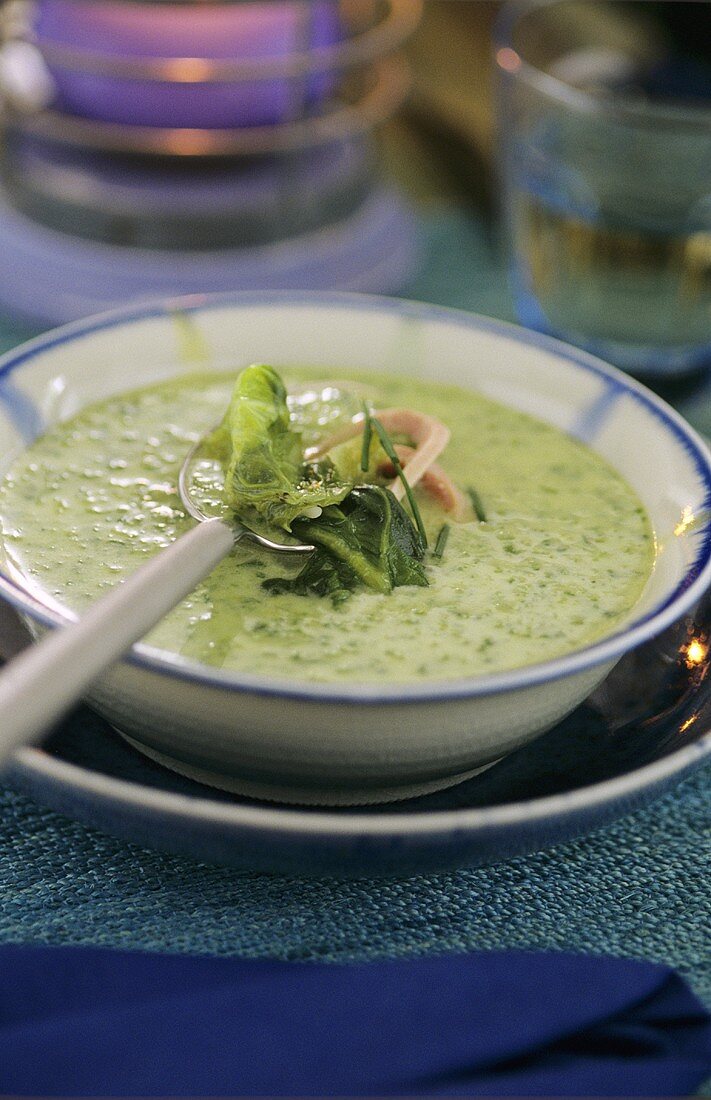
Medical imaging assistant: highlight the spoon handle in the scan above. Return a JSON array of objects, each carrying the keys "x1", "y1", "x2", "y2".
[{"x1": 0, "y1": 517, "x2": 235, "y2": 769}]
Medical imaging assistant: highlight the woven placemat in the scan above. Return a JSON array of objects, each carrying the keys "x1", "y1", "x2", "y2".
[{"x1": 0, "y1": 769, "x2": 708, "y2": 1002}]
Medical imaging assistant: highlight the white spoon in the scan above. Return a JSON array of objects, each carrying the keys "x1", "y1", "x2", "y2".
[{"x1": 0, "y1": 435, "x2": 314, "y2": 770}]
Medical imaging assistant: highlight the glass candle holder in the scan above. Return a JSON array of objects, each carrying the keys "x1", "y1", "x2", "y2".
[
  {"x1": 0, "y1": 0, "x2": 423, "y2": 325},
  {"x1": 33, "y1": 0, "x2": 342, "y2": 129}
]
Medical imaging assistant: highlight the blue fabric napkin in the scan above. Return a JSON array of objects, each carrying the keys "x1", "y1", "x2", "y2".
[{"x1": 0, "y1": 946, "x2": 709, "y2": 1096}]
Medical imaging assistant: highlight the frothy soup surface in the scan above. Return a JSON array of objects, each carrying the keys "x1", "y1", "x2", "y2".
[{"x1": 0, "y1": 369, "x2": 653, "y2": 682}]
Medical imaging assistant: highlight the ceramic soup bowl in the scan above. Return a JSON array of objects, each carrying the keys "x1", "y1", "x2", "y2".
[{"x1": 1, "y1": 293, "x2": 710, "y2": 804}]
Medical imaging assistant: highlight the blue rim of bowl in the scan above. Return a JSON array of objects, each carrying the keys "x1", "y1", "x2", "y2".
[{"x1": 1, "y1": 289, "x2": 711, "y2": 706}]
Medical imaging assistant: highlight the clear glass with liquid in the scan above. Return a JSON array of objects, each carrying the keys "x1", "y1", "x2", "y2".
[{"x1": 496, "y1": 0, "x2": 711, "y2": 379}]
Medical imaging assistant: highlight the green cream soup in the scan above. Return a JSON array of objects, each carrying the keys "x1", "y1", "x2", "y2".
[{"x1": 0, "y1": 370, "x2": 653, "y2": 682}]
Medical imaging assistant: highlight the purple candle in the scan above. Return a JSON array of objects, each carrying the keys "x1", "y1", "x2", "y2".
[{"x1": 34, "y1": 0, "x2": 342, "y2": 129}]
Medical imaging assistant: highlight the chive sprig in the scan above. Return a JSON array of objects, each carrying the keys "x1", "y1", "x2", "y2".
[
  {"x1": 467, "y1": 486, "x2": 487, "y2": 523},
  {"x1": 370, "y1": 415, "x2": 428, "y2": 549},
  {"x1": 360, "y1": 403, "x2": 373, "y2": 472},
  {"x1": 433, "y1": 523, "x2": 450, "y2": 560}
]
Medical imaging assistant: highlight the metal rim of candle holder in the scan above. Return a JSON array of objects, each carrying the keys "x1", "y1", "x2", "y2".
[
  {"x1": 5, "y1": 55, "x2": 411, "y2": 156},
  {"x1": 29, "y1": 0, "x2": 423, "y2": 81},
  {"x1": 1, "y1": 113, "x2": 378, "y2": 249}
]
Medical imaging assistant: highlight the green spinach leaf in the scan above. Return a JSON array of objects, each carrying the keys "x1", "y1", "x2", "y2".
[{"x1": 263, "y1": 486, "x2": 428, "y2": 604}]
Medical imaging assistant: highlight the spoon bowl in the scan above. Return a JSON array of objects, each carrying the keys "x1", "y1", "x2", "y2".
[{"x1": 177, "y1": 431, "x2": 315, "y2": 554}]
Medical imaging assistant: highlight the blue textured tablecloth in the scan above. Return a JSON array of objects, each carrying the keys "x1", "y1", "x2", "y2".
[{"x1": 0, "y1": 211, "x2": 709, "y2": 1018}]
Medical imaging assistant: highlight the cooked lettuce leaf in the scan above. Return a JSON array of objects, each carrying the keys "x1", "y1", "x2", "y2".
[
  {"x1": 263, "y1": 486, "x2": 428, "y2": 604},
  {"x1": 207, "y1": 363, "x2": 351, "y2": 531}
]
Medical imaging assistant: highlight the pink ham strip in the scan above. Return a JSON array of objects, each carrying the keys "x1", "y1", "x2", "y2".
[
  {"x1": 306, "y1": 407, "x2": 449, "y2": 494},
  {"x1": 379, "y1": 446, "x2": 473, "y2": 521},
  {"x1": 305, "y1": 407, "x2": 472, "y2": 520},
  {"x1": 374, "y1": 408, "x2": 450, "y2": 502}
]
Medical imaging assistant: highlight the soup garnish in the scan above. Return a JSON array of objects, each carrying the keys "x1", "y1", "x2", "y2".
[{"x1": 206, "y1": 363, "x2": 465, "y2": 603}]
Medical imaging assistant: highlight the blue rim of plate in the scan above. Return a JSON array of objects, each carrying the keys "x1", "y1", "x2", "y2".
[
  {"x1": 1, "y1": 289, "x2": 711, "y2": 706},
  {"x1": 12, "y1": 726, "x2": 711, "y2": 834}
]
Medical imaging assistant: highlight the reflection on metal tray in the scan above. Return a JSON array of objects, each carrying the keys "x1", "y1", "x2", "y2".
[{"x1": 0, "y1": 184, "x2": 419, "y2": 329}]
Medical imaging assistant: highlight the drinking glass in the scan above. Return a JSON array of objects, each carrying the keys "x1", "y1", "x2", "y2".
[{"x1": 495, "y1": 0, "x2": 711, "y2": 379}]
